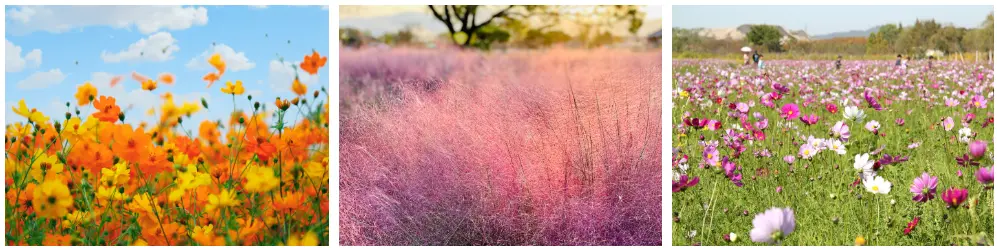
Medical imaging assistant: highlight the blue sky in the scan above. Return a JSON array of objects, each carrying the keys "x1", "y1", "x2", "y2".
[
  {"x1": 673, "y1": 5, "x2": 994, "y2": 35},
  {"x1": 5, "y1": 5, "x2": 329, "y2": 126}
]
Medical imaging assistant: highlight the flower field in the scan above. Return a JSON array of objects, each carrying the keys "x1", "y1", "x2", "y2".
[
  {"x1": 340, "y1": 48, "x2": 662, "y2": 245},
  {"x1": 672, "y1": 60, "x2": 994, "y2": 245},
  {"x1": 4, "y1": 52, "x2": 330, "y2": 246}
]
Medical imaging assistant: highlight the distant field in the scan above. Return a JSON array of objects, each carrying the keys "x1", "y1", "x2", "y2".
[
  {"x1": 339, "y1": 48, "x2": 663, "y2": 245},
  {"x1": 671, "y1": 59, "x2": 994, "y2": 246}
]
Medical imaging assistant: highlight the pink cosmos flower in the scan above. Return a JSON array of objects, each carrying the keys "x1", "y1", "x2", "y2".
[
  {"x1": 909, "y1": 172, "x2": 938, "y2": 203},
  {"x1": 780, "y1": 103, "x2": 800, "y2": 120},
  {"x1": 749, "y1": 207, "x2": 795, "y2": 244},
  {"x1": 943, "y1": 117, "x2": 955, "y2": 131},
  {"x1": 976, "y1": 166, "x2": 994, "y2": 185},
  {"x1": 969, "y1": 140, "x2": 987, "y2": 160},
  {"x1": 970, "y1": 95, "x2": 987, "y2": 109}
]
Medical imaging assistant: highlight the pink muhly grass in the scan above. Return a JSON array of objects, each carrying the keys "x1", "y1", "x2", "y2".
[{"x1": 339, "y1": 48, "x2": 662, "y2": 245}]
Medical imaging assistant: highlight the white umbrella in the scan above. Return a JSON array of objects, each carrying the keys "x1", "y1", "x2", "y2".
[{"x1": 741, "y1": 47, "x2": 752, "y2": 52}]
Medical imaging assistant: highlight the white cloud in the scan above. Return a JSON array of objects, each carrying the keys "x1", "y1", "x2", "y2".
[
  {"x1": 6, "y1": 39, "x2": 43, "y2": 72},
  {"x1": 101, "y1": 32, "x2": 180, "y2": 63},
  {"x1": 185, "y1": 44, "x2": 255, "y2": 72},
  {"x1": 17, "y1": 69, "x2": 66, "y2": 89},
  {"x1": 250, "y1": 5, "x2": 268, "y2": 9},
  {"x1": 268, "y1": 60, "x2": 319, "y2": 94},
  {"x1": 5, "y1": 6, "x2": 208, "y2": 35}
]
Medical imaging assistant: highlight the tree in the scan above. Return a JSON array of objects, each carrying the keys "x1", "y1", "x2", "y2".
[
  {"x1": 746, "y1": 25, "x2": 783, "y2": 52},
  {"x1": 428, "y1": 5, "x2": 516, "y2": 48}
]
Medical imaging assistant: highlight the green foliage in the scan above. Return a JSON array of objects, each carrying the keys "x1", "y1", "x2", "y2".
[
  {"x1": 470, "y1": 24, "x2": 510, "y2": 50},
  {"x1": 746, "y1": 25, "x2": 784, "y2": 52}
]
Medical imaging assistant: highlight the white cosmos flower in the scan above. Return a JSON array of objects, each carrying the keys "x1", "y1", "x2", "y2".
[
  {"x1": 826, "y1": 139, "x2": 846, "y2": 155},
  {"x1": 864, "y1": 120, "x2": 881, "y2": 132},
  {"x1": 863, "y1": 176, "x2": 892, "y2": 194},
  {"x1": 843, "y1": 106, "x2": 866, "y2": 122},
  {"x1": 854, "y1": 153, "x2": 875, "y2": 179},
  {"x1": 958, "y1": 127, "x2": 972, "y2": 143}
]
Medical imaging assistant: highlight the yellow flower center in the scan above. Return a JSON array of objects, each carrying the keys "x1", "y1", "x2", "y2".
[{"x1": 872, "y1": 186, "x2": 879, "y2": 192}]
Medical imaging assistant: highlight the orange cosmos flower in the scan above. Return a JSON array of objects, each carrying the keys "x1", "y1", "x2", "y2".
[
  {"x1": 131, "y1": 71, "x2": 150, "y2": 83},
  {"x1": 300, "y1": 50, "x2": 327, "y2": 75},
  {"x1": 272, "y1": 191, "x2": 304, "y2": 212},
  {"x1": 109, "y1": 75, "x2": 124, "y2": 87},
  {"x1": 291, "y1": 77, "x2": 307, "y2": 96},
  {"x1": 158, "y1": 72, "x2": 175, "y2": 85},
  {"x1": 245, "y1": 134, "x2": 277, "y2": 163},
  {"x1": 111, "y1": 125, "x2": 152, "y2": 164},
  {"x1": 91, "y1": 95, "x2": 122, "y2": 123},
  {"x1": 42, "y1": 234, "x2": 72, "y2": 246},
  {"x1": 203, "y1": 72, "x2": 220, "y2": 88},
  {"x1": 199, "y1": 120, "x2": 220, "y2": 144}
]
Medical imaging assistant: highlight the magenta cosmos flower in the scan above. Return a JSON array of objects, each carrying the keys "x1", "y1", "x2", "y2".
[
  {"x1": 750, "y1": 207, "x2": 795, "y2": 244},
  {"x1": 673, "y1": 174, "x2": 699, "y2": 192},
  {"x1": 909, "y1": 172, "x2": 938, "y2": 202},
  {"x1": 780, "y1": 103, "x2": 800, "y2": 120},
  {"x1": 969, "y1": 140, "x2": 987, "y2": 160},
  {"x1": 799, "y1": 114, "x2": 819, "y2": 125},
  {"x1": 976, "y1": 166, "x2": 994, "y2": 185},
  {"x1": 940, "y1": 187, "x2": 968, "y2": 208}
]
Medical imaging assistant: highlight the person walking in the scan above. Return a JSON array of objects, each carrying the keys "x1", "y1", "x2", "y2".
[
  {"x1": 895, "y1": 54, "x2": 902, "y2": 67},
  {"x1": 757, "y1": 54, "x2": 765, "y2": 70},
  {"x1": 835, "y1": 55, "x2": 843, "y2": 70},
  {"x1": 752, "y1": 51, "x2": 761, "y2": 65},
  {"x1": 743, "y1": 52, "x2": 750, "y2": 66}
]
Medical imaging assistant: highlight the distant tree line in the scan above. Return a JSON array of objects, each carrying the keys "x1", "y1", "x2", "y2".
[{"x1": 673, "y1": 12, "x2": 994, "y2": 59}]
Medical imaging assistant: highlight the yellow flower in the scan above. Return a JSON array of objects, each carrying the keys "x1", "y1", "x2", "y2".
[
  {"x1": 679, "y1": 90, "x2": 690, "y2": 98},
  {"x1": 132, "y1": 238, "x2": 148, "y2": 246},
  {"x1": 75, "y1": 82, "x2": 98, "y2": 106},
  {"x1": 30, "y1": 154, "x2": 64, "y2": 183},
  {"x1": 62, "y1": 210, "x2": 93, "y2": 226},
  {"x1": 99, "y1": 161, "x2": 130, "y2": 187},
  {"x1": 32, "y1": 180, "x2": 73, "y2": 219},
  {"x1": 291, "y1": 77, "x2": 306, "y2": 96},
  {"x1": 169, "y1": 164, "x2": 211, "y2": 202},
  {"x1": 285, "y1": 231, "x2": 319, "y2": 246},
  {"x1": 180, "y1": 102, "x2": 201, "y2": 117},
  {"x1": 208, "y1": 53, "x2": 226, "y2": 74},
  {"x1": 12, "y1": 99, "x2": 50, "y2": 124},
  {"x1": 855, "y1": 235, "x2": 866, "y2": 246},
  {"x1": 244, "y1": 165, "x2": 279, "y2": 193},
  {"x1": 206, "y1": 189, "x2": 238, "y2": 213},
  {"x1": 7, "y1": 122, "x2": 31, "y2": 137},
  {"x1": 96, "y1": 186, "x2": 129, "y2": 203},
  {"x1": 141, "y1": 79, "x2": 158, "y2": 91},
  {"x1": 303, "y1": 161, "x2": 326, "y2": 182},
  {"x1": 221, "y1": 80, "x2": 245, "y2": 95}
]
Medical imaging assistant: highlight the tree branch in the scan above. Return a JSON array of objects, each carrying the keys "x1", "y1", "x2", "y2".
[
  {"x1": 468, "y1": 5, "x2": 515, "y2": 34},
  {"x1": 428, "y1": 5, "x2": 456, "y2": 35}
]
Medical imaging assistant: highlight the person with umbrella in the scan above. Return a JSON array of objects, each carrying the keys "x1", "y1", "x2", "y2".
[{"x1": 741, "y1": 46, "x2": 752, "y2": 66}]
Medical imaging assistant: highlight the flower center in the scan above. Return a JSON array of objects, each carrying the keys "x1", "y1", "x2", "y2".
[
  {"x1": 872, "y1": 186, "x2": 879, "y2": 192},
  {"x1": 47, "y1": 196, "x2": 56, "y2": 204}
]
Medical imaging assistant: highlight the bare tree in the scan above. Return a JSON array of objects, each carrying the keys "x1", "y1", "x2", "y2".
[{"x1": 428, "y1": 5, "x2": 515, "y2": 47}]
